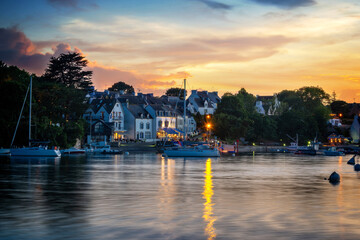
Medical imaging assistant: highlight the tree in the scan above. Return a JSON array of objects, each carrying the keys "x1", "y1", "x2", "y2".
[
  {"x1": 165, "y1": 87, "x2": 186, "y2": 100},
  {"x1": 0, "y1": 62, "x2": 31, "y2": 147},
  {"x1": 43, "y1": 52, "x2": 93, "y2": 90},
  {"x1": 330, "y1": 100, "x2": 349, "y2": 116},
  {"x1": 108, "y1": 81, "x2": 134, "y2": 94}
]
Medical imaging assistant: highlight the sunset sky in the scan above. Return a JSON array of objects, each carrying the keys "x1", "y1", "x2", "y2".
[{"x1": 1, "y1": 0, "x2": 359, "y2": 101}]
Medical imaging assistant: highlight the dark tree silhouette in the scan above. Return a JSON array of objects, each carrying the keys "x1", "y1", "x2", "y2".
[{"x1": 43, "y1": 52, "x2": 93, "y2": 90}]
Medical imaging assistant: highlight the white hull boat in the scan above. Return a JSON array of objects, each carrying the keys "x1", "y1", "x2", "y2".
[
  {"x1": 11, "y1": 147, "x2": 61, "y2": 157},
  {"x1": 62, "y1": 147, "x2": 86, "y2": 155},
  {"x1": 93, "y1": 145, "x2": 122, "y2": 154},
  {"x1": 164, "y1": 145, "x2": 220, "y2": 157}
]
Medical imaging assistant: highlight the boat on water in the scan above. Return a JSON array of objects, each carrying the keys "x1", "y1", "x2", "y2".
[
  {"x1": 61, "y1": 147, "x2": 86, "y2": 155},
  {"x1": 0, "y1": 149, "x2": 11, "y2": 157},
  {"x1": 93, "y1": 145, "x2": 122, "y2": 154},
  {"x1": 323, "y1": 147, "x2": 345, "y2": 156},
  {"x1": 10, "y1": 76, "x2": 61, "y2": 157},
  {"x1": 164, "y1": 144, "x2": 220, "y2": 157},
  {"x1": 11, "y1": 147, "x2": 60, "y2": 157}
]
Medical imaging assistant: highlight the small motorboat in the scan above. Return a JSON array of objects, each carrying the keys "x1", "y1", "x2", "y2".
[
  {"x1": 93, "y1": 145, "x2": 122, "y2": 154},
  {"x1": 324, "y1": 147, "x2": 345, "y2": 156},
  {"x1": 61, "y1": 147, "x2": 86, "y2": 155}
]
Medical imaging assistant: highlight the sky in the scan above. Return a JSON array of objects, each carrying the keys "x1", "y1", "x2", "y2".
[{"x1": 0, "y1": 0, "x2": 360, "y2": 102}]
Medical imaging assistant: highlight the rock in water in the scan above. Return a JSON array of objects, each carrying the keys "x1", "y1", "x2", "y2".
[
  {"x1": 354, "y1": 164, "x2": 360, "y2": 171},
  {"x1": 347, "y1": 155, "x2": 356, "y2": 165},
  {"x1": 328, "y1": 171, "x2": 340, "y2": 184}
]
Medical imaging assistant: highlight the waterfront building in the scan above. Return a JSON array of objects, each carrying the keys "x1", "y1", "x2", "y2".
[
  {"x1": 187, "y1": 90, "x2": 220, "y2": 115},
  {"x1": 123, "y1": 102, "x2": 153, "y2": 141}
]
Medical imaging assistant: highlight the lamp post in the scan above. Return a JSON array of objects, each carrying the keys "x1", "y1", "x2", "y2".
[{"x1": 206, "y1": 123, "x2": 211, "y2": 143}]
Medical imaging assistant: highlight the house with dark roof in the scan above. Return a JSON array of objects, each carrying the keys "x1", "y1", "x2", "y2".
[
  {"x1": 187, "y1": 90, "x2": 221, "y2": 115},
  {"x1": 255, "y1": 94, "x2": 280, "y2": 115},
  {"x1": 145, "y1": 104, "x2": 178, "y2": 139},
  {"x1": 123, "y1": 103, "x2": 153, "y2": 141},
  {"x1": 83, "y1": 98, "x2": 126, "y2": 144}
]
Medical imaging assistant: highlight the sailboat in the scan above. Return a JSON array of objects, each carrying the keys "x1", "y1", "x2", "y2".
[
  {"x1": 10, "y1": 76, "x2": 61, "y2": 157},
  {"x1": 163, "y1": 79, "x2": 220, "y2": 157}
]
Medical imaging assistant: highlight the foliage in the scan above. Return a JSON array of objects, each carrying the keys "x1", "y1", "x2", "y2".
[
  {"x1": 0, "y1": 54, "x2": 92, "y2": 148},
  {"x1": 108, "y1": 81, "x2": 134, "y2": 94},
  {"x1": 330, "y1": 100, "x2": 349, "y2": 116},
  {"x1": 43, "y1": 52, "x2": 93, "y2": 91},
  {"x1": 0, "y1": 62, "x2": 31, "y2": 147},
  {"x1": 165, "y1": 87, "x2": 186, "y2": 100},
  {"x1": 213, "y1": 86, "x2": 331, "y2": 144}
]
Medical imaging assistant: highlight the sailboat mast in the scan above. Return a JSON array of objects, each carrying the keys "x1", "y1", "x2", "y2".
[
  {"x1": 29, "y1": 76, "x2": 32, "y2": 147},
  {"x1": 183, "y1": 79, "x2": 186, "y2": 141}
]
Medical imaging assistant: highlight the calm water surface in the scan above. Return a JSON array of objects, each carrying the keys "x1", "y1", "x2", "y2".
[{"x1": 1, "y1": 153, "x2": 360, "y2": 240}]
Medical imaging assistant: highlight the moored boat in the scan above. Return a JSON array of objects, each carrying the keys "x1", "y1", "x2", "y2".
[
  {"x1": 164, "y1": 144, "x2": 220, "y2": 157},
  {"x1": 323, "y1": 147, "x2": 345, "y2": 156},
  {"x1": 93, "y1": 145, "x2": 122, "y2": 154},
  {"x1": 61, "y1": 147, "x2": 86, "y2": 155},
  {"x1": 11, "y1": 147, "x2": 61, "y2": 157}
]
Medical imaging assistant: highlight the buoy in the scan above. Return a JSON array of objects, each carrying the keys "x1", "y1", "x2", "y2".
[
  {"x1": 347, "y1": 155, "x2": 356, "y2": 165},
  {"x1": 328, "y1": 171, "x2": 340, "y2": 184},
  {"x1": 354, "y1": 164, "x2": 360, "y2": 171}
]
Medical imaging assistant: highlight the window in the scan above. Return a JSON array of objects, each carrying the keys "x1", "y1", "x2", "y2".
[
  {"x1": 146, "y1": 122, "x2": 150, "y2": 129},
  {"x1": 165, "y1": 120, "x2": 169, "y2": 127},
  {"x1": 158, "y1": 120, "x2": 162, "y2": 127},
  {"x1": 140, "y1": 122, "x2": 144, "y2": 129},
  {"x1": 140, "y1": 132, "x2": 144, "y2": 139},
  {"x1": 145, "y1": 132, "x2": 151, "y2": 139}
]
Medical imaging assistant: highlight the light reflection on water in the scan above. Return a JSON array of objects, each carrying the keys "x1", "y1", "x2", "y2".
[
  {"x1": 1, "y1": 153, "x2": 360, "y2": 239},
  {"x1": 203, "y1": 158, "x2": 216, "y2": 240}
]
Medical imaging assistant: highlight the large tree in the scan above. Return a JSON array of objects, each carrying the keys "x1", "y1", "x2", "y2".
[
  {"x1": 108, "y1": 81, "x2": 134, "y2": 94},
  {"x1": 165, "y1": 87, "x2": 187, "y2": 99},
  {"x1": 43, "y1": 52, "x2": 93, "y2": 90}
]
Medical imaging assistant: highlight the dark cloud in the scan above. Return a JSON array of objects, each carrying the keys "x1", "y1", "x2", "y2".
[
  {"x1": 0, "y1": 27, "x2": 80, "y2": 74},
  {"x1": 251, "y1": 0, "x2": 316, "y2": 8},
  {"x1": 47, "y1": 0, "x2": 98, "y2": 10},
  {"x1": 197, "y1": 0, "x2": 233, "y2": 10}
]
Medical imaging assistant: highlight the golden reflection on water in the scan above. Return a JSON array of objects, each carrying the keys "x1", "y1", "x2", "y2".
[
  {"x1": 203, "y1": 158, "x2": 217, "y2": 240},
  {"x1": 338, "y1": 156, "x2": 343, "y2": 166}
]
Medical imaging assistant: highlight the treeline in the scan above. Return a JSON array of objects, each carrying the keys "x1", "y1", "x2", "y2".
[
  {"x1": 0, "y1": 52, "x2": 92, "y2": 148},
  {"x1": 213, "y1": 87, "x2": 331, "y2": 145}
]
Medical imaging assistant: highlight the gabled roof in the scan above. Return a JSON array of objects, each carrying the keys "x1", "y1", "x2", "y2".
[
  {"x1": 89, "y1": 98, "x2": 117, "y2": 114},
  {"x1": 119, "y1": 95, "x2": 146, "y2": 105},
  {"x1": 127, "y1": 104, "x2": 153, "y2": 119}
]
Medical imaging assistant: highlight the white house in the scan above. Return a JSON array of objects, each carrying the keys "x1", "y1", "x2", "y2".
[
  {"x1": 123, "y1": 104, "x2": 153, "y2": 141},
  {"x1": 255, "y1": 95, "x2": 281, "y2": 115}
]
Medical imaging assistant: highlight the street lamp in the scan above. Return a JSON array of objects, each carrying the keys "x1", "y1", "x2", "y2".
[{"x1": 206, "y1": 123, "x2": 211, "y2": 143}]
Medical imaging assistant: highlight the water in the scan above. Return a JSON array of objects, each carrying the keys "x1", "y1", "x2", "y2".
[{"x1": 1, "y1": 153, "x2": 360, "y2": 240}]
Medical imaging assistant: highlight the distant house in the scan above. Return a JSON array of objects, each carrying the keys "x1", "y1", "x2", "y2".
[
  {"x1": 328, "y1": 118, "x2": 342, "y2": 127},
  {"x1": 187, "y1": 90, "x2": 221, "y2": 115},
  {"x1": 255, "y1": 94, "x2": 280, "y2": 115},
  {"x1": 328, "y1": 133, "x2": 346, "y2": 145}
]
